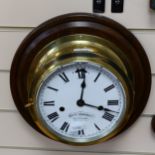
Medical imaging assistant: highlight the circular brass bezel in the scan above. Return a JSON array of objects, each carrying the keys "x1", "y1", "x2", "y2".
[
  {"x1": 33, "y1": 62, "x2": 130, "y2": 145},
  {"x1": 26, "y1": 34, "x2": 133, "y2": 145}
]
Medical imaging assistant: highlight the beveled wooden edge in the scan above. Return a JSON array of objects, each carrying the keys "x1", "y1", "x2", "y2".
[{"x1": 10, "y1": 13, "x2": 152, "y2": 141}]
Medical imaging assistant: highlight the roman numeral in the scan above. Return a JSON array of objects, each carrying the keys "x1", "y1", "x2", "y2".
[
  {"x1": 108, "y1": 100, "x2": 119, "y2": 105},
  {"x1": 48, "y1": 112, "x2": 59, "y2": 122},
  {"x1": 47, "y1": 86, "x2": 58, "y2": 91},
  {"x1": 94, "y1": 123, "x2": 101, "y2": 130},
  {"x1": 59, "y1": 72, "x2": 69, "y2": 82},
  {"x1": 78, "y1": 129, "x2": 85, "y2": 135},
  {"x1": 44, "y1": 101, "x2": 55, "y2": 106},
  {"x1": 60, "y1": 122, "x2": 70, "y2": 132},
  {"x1": 104, "y1": 84, "x2": 115, "y2": 92},
  {"x1": 103, "y1": 112, "x2": 114, "y2": 121},
  {"x1": 75, "y1": 68, "x2": 87, "y2": 79},
  {"x1": 94, "y1": 72, "x2": 101, "y2": 82}
]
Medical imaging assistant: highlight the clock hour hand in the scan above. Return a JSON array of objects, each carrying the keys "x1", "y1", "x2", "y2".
[
  {"x1": 77, "y1": 100, "x2": 97, "y2": 109},
  {"x1": 101, "y1": 107, "x2": 119, "y2": 113},
  {"x1": 94, "y1": 104, "x2": 119, "y2": 113},
  {"x1": 77, "y1": 100, "x2": 119, "y2": 113}
]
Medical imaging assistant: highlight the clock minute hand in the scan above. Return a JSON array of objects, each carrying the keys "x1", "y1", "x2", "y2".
[
  {"x1": 76, "y1": 68, "x2": 87, "y2": 100},
  {"x1": 80, "y1": 79, "x2": 86, "y2": 100}
]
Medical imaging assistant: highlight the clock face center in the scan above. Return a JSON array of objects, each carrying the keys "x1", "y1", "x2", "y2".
[
  {"x1": 77, "y1": 99, "x2": 85, "y2": 107},
  {"x1": 35, "y1": 61, "x2": 126, "y2": 143}
]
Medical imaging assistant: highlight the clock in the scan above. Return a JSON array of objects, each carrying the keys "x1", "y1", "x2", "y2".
[
  {"x1": 35, "y1": 61, "x2": 127, "y2": 144},
  {"x1": 10, "y1": 13, "x2": 151, "y2": 145}
]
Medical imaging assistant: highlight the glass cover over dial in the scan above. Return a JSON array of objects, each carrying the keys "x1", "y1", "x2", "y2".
[{"x1": 36, "y1": 61, "x2": 126, "y2": 143}]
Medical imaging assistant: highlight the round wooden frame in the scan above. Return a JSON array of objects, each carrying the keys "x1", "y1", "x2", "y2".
[{"x1": 10, "y1": 13, "x2": 151, "y2": 142}]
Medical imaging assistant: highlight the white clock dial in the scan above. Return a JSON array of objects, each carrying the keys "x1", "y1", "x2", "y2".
[{"x1": 36, "y1": 62, "x2": 126, "y2": 143}]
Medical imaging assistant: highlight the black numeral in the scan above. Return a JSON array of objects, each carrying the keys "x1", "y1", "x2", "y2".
[
  {"x1": 78, "y1": 129, "x2": 85, "y2": 135},
  {"x1": 48, "y1": 112, "x2": 59, "y2": 122},
  {"x1": 104, "y1": 84, "x2": 115, "y2": 92},
  {"x1": 47, "y1": 86, "x2": 58, "y2": 91},
  {"x1": 59, "y1": 72, "x2": 69, "y2": 82},
  {"x1": 75, "y1": 68, "x2": 87, "y2": 79},
  {"x1": 94, "y1": 123, "x2": 101, "y2": 130},
  {"x1": 44, "y1": 101, "x2": 55, "y2": 106},
  {"x1": 60, "y1": 122, "x2": 70, "y2": 132},
  {"x1": 108, "y1": 100, "x2": 118, "y2": 105},
  {"x1": 103, "y1": 112, "x2": 114, "y2": 121},
  {"x1": 94, "y1": 72, "x2": 101, "y2": 82}
]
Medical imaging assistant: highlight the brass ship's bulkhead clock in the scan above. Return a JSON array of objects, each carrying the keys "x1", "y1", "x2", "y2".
[{"x1": 10, "y1": 13, "x2": 151, "y2": 145}]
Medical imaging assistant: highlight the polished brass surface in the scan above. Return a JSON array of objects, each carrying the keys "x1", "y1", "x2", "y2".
[{"x1": 26, "y1": 34, "x2": 133, "y2": 145}]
